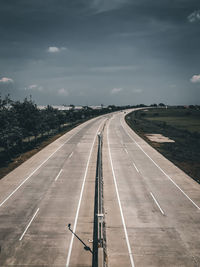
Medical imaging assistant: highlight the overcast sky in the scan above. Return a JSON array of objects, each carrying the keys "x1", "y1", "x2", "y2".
[{"x1": 0, "y1": 0, "x2": 200, "y2": 106}]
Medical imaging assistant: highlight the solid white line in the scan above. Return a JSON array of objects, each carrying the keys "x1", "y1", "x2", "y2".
[
  {"x1": 0, "y1": 129, "x2": 78, "y2": 208},
  {"x1": 150, "y1": 192, "x2": 165, "y2": 215},
  {"x1": 55, "y1": 169, "x2": 63, "y2": 181},
  {"x1": 120, "y1": 118, "x2": 200, "y2": 210},
  {"x1": 69, "y1": 152, "x2": 73, "y2": 158},
  {"x1": 19, "y1": 208, "x2": 39, "y2": 241},
  {"x1": 107, "y1": 119, "x2": 135, "y2": 267},
  {"x1": 66, "y1": 119, "x2": 105, "y2": 267},
  {"x1": 133, "y1": 162, "x2": 139, "y2": 173},
  {"x1": 124, "y1": 148, "x2": 128, "y2": 154}
]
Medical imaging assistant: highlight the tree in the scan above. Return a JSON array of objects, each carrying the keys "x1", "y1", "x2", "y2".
[
  {"x1": 158, "y1": 103, "x2": 165, "y2": 107},
  {"x1": 11, "y1": 98, "x2": 40, "y2": 142},
  {"x1": 44, "y1": 105, "x2": 59, "y2": 134},
  {"x1": 69, "y1": 104, "x2": 75, "y2": 110},
  {"x1": 0, "y1": 95, "x2": 22, "y2": 158}
]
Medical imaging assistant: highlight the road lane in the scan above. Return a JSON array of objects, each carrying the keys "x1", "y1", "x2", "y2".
[
  {"x1": 66, "y1": 119, "x2": 104, "y2": 267},
  {"x1": 69, "y1": 135, "x2": 98, "y2": 267},
  {"x1": 103, "y1": 128, "x2": 132, "y2": 266},
  {"x1": 0, "y1": 115, "x2": 106, "y2": 266},
  {"x1": 107, "y1": 118, "x2": 135, "y2": 267},
  {"x1": 104, "y1": 111, "x2": 200, "y2": 266}
]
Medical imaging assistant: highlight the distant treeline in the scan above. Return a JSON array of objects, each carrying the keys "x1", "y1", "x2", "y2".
[
  {"x1": 2, "y1": 95, "x2": 199, "y2": 166},
  {"x1": 0, "y1": 95, "x2": 139, "y2": 164}
]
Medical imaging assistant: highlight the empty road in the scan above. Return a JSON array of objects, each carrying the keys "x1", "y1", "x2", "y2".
[
  {"x1": 0, "y1": 110, "x2": 200, "y2": 266},
  {"x1": 104, "y1": 111, "x2": 200, "y2": 267},
  {"x1": 0, "y1": 115, "x2": 107, "y2": 266}
]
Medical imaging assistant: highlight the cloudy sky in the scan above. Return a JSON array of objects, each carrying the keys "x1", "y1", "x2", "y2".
[{"x1": 0, "y1": 0, "x2": 200, "y2": 106}]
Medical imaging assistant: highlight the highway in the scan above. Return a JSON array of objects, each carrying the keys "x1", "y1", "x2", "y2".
[
  {"x1": 104, "y1": 112, "x2": 200, "y2": 267},
  {"x1": 0, "y1": 110, "x2": 200, "y2": 266},
  {"x1": 0, "y1": 115, "x2": 107, "y2": 266}
]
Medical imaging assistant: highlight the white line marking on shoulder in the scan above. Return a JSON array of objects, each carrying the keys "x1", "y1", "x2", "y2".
[
  {"x1": 150, "y1": 192, "x2": 165, "y2": 215},
  {"x1": 69, "y1": 152, "x2": 73, "y2": 158},
  {"x1": 55, "y1": 169, "x2": 63, "y2": 181},
  {"x1": 133, "y1": 162, "x2": 139, "y2": 173},
  {"x1": 19, "y1": 208, "x2": 39, "y2": 241},
  {"x1": 124, "y1": 148, "x2": 128, "y2": 154}
]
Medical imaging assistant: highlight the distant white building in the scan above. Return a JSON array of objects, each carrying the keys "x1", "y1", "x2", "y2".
[{"x1": 38, "y1": 105, "x2": 104, "y2": 110}]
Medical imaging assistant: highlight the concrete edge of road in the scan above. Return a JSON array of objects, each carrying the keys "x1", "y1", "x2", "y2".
[
  {"x1": 0, "y1": 116, "x2": 105, "y2": 204},
  {"x1": 122, "y1": 110, "x2": 200, "y2": 207}
]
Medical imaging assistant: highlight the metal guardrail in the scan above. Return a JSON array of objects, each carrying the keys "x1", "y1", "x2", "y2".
[
  {"x1": 92, "y1": 132, "x2": 105, "y2": 267},
  {"x1": 97, "y1": 133, "x2": 104, "y2": 248}
]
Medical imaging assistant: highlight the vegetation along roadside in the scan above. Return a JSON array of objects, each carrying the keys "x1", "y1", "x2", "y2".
[
  {"x1": 0, "y1": 95, "x2": 134, "y2": 179},
  {"x1": 125, "y1": 107, "x2": 200, "y2": 184}
]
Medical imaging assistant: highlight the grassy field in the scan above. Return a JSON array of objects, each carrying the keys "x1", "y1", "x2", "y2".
[
  {"x1": 145, "y1": 108, "x2": 200, "y2": 133},
  {"x1": 125, "y1": 107, "x2": 200, "y2": 184}
]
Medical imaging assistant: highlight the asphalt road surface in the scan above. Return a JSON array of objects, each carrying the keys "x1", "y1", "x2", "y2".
[{"x1": 0, "y1": 110, "x2": 200, "y2": 266}]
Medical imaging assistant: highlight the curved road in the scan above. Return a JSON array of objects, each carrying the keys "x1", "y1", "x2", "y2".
[
  {"x1": 0, "y1": 110, "x2": 200, "y2": 266},
  {"x1": 0, "y1": 115, "x2": 107, "y2": 266},
  {"x1": 104, "y1": 111, "x2": 200, "y2": 267}
]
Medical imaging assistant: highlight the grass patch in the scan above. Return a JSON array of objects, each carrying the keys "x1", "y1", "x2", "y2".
[{"x1": 125, "y1": 107, "x2": 200, "y2": 184}]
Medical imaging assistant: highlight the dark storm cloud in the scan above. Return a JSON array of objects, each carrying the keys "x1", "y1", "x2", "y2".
[{"x1": 0, "y1": 0, "x2": 200, "y2": 105}]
